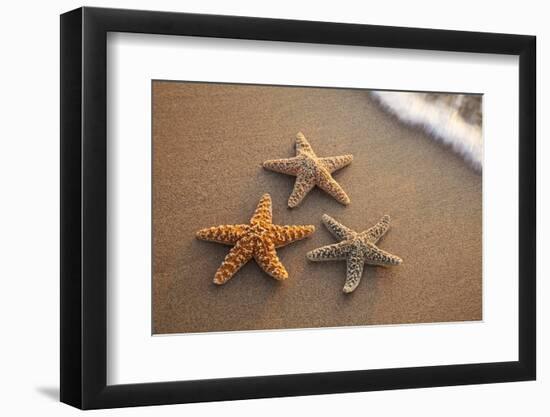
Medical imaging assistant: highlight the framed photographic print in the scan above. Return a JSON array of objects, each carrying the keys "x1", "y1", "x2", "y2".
[{"x1": 60, "y1": 7, "x2": 536, "y2": 409}]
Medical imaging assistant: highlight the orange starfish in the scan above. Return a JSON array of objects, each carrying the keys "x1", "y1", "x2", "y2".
[
  {"x1": 263, "y1": 132, "x2": 353, "y2": 208},
  {"x1": 196, "y1": 194, "x2": 315, "y2": 285}
]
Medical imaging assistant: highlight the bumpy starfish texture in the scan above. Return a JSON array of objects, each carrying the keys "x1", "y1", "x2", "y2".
[
  {"x1": 263, "y1": 132, "x2": 353, "y2": 208},
  {"x1": 196, "y1": 194, "x2": 315, "y2": 285},
  {"x1": 307, "y1": 214, "x2": 402, "y2": 293}
]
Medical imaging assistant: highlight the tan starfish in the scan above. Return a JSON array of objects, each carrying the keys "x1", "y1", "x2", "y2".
[
  {"x1": 196, "y1": 194, "x2": 315, "y2": 285},
  {"x1": 263, "y1": 132, "x2": 353, "y2": 208},
  {"x1": 307, "y1": 214, "x2": 402, "y2": 293}
]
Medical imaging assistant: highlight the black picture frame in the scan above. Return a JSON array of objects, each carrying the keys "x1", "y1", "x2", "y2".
[{"x1": 60, "y1": 6, "x2": 536, "y2": 410}]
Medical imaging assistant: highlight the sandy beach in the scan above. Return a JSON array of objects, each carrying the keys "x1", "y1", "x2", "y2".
[{"x1": 152, "y1": 81, "x2": 482, "y2": 334}]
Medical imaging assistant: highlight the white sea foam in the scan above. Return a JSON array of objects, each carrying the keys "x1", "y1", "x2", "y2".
[{"x1": 371, "y1": 91, "x2": 482, "y2": 170}]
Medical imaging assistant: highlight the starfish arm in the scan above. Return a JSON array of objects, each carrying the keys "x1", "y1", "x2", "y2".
[
  {"x1": 315, "y1": 168, "x2": 351, "y2": 205},
  {"x1": 321, "y1": 214, "x2": 356, "y2": 241},
  {"x1": 306, "y1": 241, "x2": 351, "y2": 261},
  {"x1": 250, "y1": 193, "x2": 273, "y2": 224},
  {"x1": 254, "y1": 241, "x2": 289, "y2": 280},
  {"x1": 262, "y1": 157, "x2": 301, "y2": 176},
  {"x1": 196, "y1": 224, "x2": 249, "y2": 245},
  {"x1": 365, "y1": 246, "x2": 403, "y2": 266},
  {"x1": 213, "y1": 238, "x2": 254, "y2": 285},
  {"x1": 319, "y1": 154, "x2": 353, "y2": 173},
  {"x1": 343, "y1": 250, "x2": 365, "y2": 293},
  {"x1": 270, "y1": 224, "x2": 316, "y2": 247},
  {"x1": 361, "y1": 215, "x2": 391, "y2": 243},
  {"x1": 288, "y1": 174, "x2": 316, "y2": 208},
  {"x1": 295, "y1": 132, "x2": 316, "y2": 155}
]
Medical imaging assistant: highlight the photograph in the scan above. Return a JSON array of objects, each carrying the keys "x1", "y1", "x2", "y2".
[
  {"x1": 0, "y1": 0, "x2": 542, "y2": 414},
  {"x1": 151, "y1": 81, "x2": 483, "y2": 334}
]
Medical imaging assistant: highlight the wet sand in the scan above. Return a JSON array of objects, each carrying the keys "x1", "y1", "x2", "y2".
[{"x1": 152, "y1": 81, "x2": 482, "y2": 334}]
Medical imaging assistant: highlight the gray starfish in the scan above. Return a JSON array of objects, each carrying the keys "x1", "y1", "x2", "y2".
[{"x1": 307, "y1": 214, "x2": 403, "y2": 293}]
